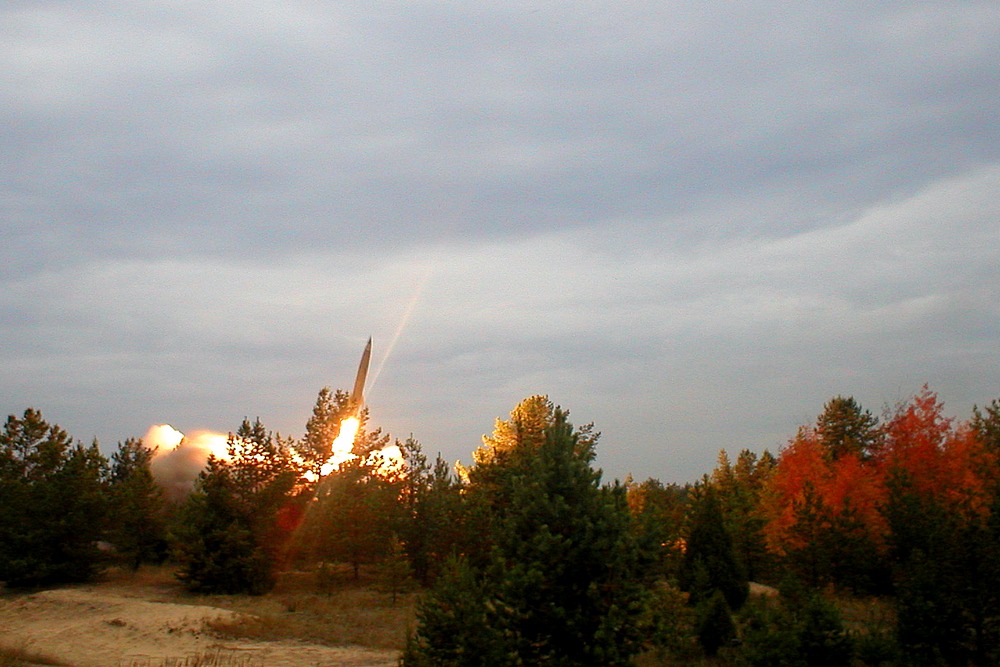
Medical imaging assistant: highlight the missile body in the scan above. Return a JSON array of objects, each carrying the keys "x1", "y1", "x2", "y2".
[{"x1": 350, "y1": 337, "x2": 372, "y2": 413}]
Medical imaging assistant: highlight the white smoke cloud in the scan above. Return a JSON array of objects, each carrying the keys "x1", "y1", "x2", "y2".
[{"x1": 146, "y1": 424, "x2": 229, "y2": 502}]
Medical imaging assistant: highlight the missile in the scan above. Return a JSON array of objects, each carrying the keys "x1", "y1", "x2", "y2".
[{"x1": 350, "y1": 337, "x2": 372, "y2": 414}]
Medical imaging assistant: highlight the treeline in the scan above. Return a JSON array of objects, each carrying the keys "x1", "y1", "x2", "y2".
[{"x1": 2, "y1": 386, "x2": 999, "y2": 665}]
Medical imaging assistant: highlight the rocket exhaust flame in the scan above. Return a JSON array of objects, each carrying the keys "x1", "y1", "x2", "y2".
[
  {"x1": 148, "y1": 337, "x2": 402, "y2": 492},
  {"x1": 312, "y1": 337, "x2": 372, "y2": 476},
  {"x1": 319, "y1": 416, "x2": 361, "y2": 477}
]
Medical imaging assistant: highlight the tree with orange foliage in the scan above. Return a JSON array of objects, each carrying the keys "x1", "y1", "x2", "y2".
[
  {"x1": 762, "y1": 398, "x2": 888, "y2": 591},
  {"x1": 878, "y1": 388, "x2": 1000, "y2": 664},
  {"x1": 879, "y1": 387, "x2": 996, "y2": 512}
]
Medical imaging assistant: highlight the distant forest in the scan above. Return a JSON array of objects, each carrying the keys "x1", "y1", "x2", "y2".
[{"x1": 2, "y1": 385, "x2": 999, "y2": 666}]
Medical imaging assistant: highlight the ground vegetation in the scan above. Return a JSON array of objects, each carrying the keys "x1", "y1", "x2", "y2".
[{"x1": 4, "y1": 384, "x2": 1000, "y2": 665}]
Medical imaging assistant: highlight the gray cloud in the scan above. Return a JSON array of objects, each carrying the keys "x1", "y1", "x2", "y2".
[{"x1": 2, "y1": 1, "x2": 998, "y2": 481}]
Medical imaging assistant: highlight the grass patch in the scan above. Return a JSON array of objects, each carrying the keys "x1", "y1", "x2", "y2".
[
  {"x1": 204, "y1": 586, "x2": 416, "y2": 650},
  {"x1": 182, "y1": 567, "x2": 416, "y2": 651},
  {"x1": 832, "y1": 591, "x2": 895, "y2": 633},
  {"x1": 117, "y1": 648, "x2": 264, "y2": 667},
  {"x1": 98, "y1": 563, "x2": 190, "y2": 600}
]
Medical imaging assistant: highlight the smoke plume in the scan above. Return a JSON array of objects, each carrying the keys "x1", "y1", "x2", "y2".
[{"x1": 146, "y1": 425, "x2": 229, "y2": 502}]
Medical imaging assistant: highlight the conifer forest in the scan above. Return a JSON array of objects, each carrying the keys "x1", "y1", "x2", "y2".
[{"x1": 2, "y1": 385, "x2": 1000, "y2": 666}]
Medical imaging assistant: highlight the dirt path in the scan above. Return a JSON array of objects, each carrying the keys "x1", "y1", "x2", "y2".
[{"x1": 0, "y1": 587, "x2": 398, "y2": 667}]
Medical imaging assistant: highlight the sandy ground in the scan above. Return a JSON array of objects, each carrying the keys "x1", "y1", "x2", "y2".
[{"x1": 0, "y1": 587, "x2": 398, "y2": 667}]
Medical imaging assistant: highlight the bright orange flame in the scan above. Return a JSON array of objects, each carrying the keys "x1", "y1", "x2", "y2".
[
  {"x1": 319, "y1": 416, "x2": 360, "y2": 476},
  {"x1": 148, "y1": 413, "x2": 405, "y2": 486}
]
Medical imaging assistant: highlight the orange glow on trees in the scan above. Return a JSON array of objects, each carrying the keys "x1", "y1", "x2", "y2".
[
  {"x1": 762, "y1": 429, "x2": 886, "y2": 556},
  {"x1": 877, "y1": 386, "x2": 996, "y2": 516},
  {"x1": 762, "y1": 386, "x2": 999, "y2": 591},
  {"x1": 761, "y1": 398, "x2": 886, "y2": 589}
]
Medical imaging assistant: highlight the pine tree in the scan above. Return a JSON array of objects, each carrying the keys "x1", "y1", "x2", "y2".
[
  {"x1": 397, "y1": 437, "x2": 466, "y2": 585},
  {"x1": 402, "y1": 556, "x2": 505, "y2": 667},
  {"x1": 376, "y1": 534, "x2": 414, "y2": 604},
  {"x1": 296, "y1": 387, "x2": 392, "y2": 479},
  {"x1": 971, "y1": 399, "x2": 1000, "y2": 456},
  {"x1": 404, "y1": 399, "x2": 647, "y2": 666},
  {"x1": 784, "y1": 482, "x2": 834, "y2": 588},
  {"x1": 709, "y1": 449, "x2": 776, "y2": 583},
  {"x1": 886, "y1": 468, "x2": 1000, "y2": 665},
  {"x1": 173, "y1": 418, "x2": 299, "y2": 594},
  {"x1": 696, "y1": 590, "x2": 736, "y2": 657},
  {"x1": 626, "y1": 476, "x2": 689, "y2": 580},
  {"x1": 0, "y1": 410, "x2": 109, "y2": 586},
  {"x1": 679, "y1": 487, "x2": 748, "y2": 610},
  {"x1": 296, "y1": 387, "x2": 349, "y2": 478},
  {"x1": 300, "y1": 456, "x2": 399, "y2": 579},
  {"x1": 796, "y1": 594, "x2": 854, "y2": 667},
  {"x1": 109, "y1": 437, "x2": 167, "y2": 569},
  {"x1": 816, "y1": 396, "x2": 881, "y2": 461},
  {"x1": 51, "y1": 440, "x2": 110, "y2": 581}
]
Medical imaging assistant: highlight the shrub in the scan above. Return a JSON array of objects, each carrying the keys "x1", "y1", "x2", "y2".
[{"x1": 697, "y1": 590, "x2": 736, "y2": 657}]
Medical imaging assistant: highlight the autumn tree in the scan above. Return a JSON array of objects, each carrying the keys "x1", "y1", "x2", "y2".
[
  {"x1": 173, "y1": 418, "x2": 300, "y2": 594},
  {"x1": 877, "y1": 387, "x2": 995, "y2": 517},
  {"x1": 0, "y1": 409, "x2": 109, "y2": 586},
  {"x1": 879, "y1": 389, "x2": 1000, "y2": 664},
  {"x1": 108, "y1": 437, "x2": 167, "y2": 569},
  {"x1": 763, "y1": 431, "x2": 888, "y2": 590},
  {"x1": 762, "y1": 398, "x2": 888, "y2": 591}
]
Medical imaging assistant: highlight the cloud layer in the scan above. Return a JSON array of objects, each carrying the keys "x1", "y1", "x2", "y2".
[{"x1": 3, "y1": 2, "x2": 998, "y2": 481}]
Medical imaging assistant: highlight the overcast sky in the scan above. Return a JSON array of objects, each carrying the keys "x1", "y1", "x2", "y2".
[{"x1": 3, "y1": 1, "x2": 998, "y2": 483}]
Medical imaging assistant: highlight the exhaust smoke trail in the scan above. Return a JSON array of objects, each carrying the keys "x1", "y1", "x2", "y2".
[{"x1": 367, "y1": 261, "x2": 434, "y2": 393}]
